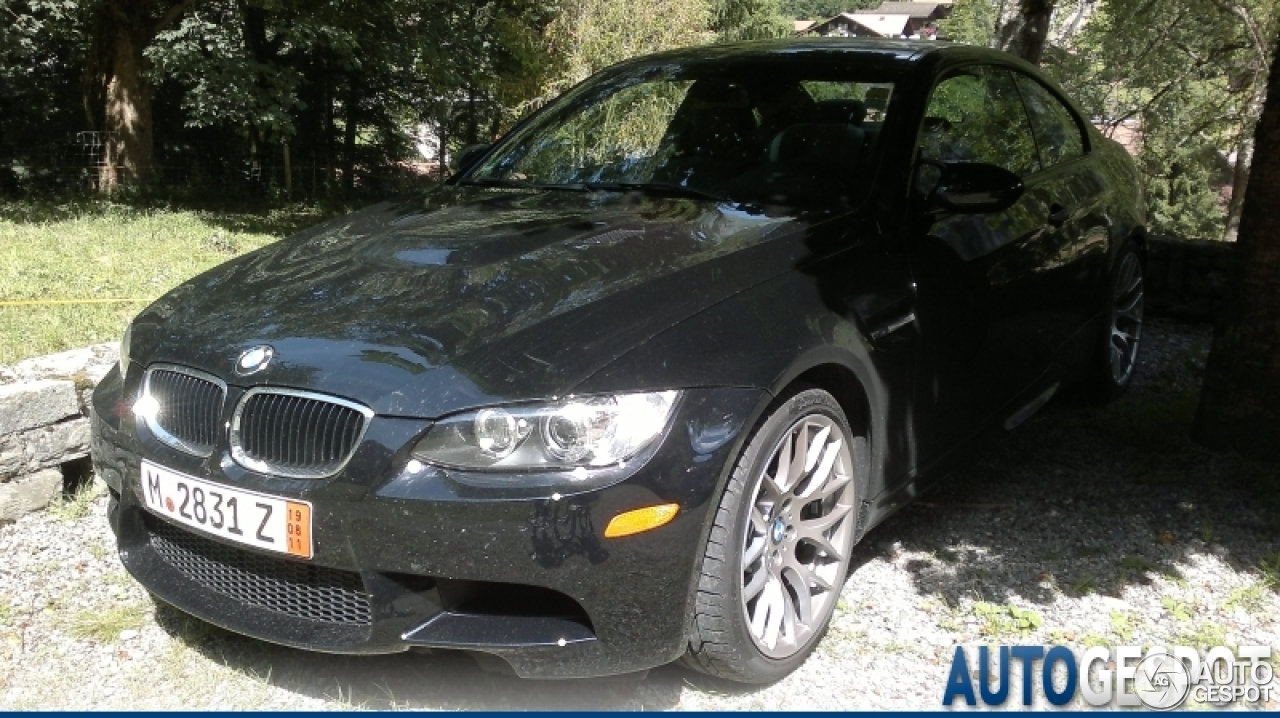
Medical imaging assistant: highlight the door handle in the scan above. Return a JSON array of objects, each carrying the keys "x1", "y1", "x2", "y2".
[
  {"x1": 850, "y1": 293, "x2": 917, "y2": 343},
  {"x1": 869, "y1": 311, "x2": 917, "y2": 341},
  {"x1": 1047, "y1": 204, "x2": 1074, "y2": 227}
]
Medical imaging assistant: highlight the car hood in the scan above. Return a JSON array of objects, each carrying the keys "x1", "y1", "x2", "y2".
[{"x1": 133, "y1": 187, "x2": 818, "y2": 417}]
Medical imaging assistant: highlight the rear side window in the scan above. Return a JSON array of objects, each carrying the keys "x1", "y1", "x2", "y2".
[
  {"x1": 918, "y1": 66, "x2": 1040, "y2": 177},
  {"x1": 1013, "y1": 74, "x2": 1086, "y2": 168}
]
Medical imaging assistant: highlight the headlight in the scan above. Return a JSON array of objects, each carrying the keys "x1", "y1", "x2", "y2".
[
  {"x1": 119, "y1": 323, "x2": 133, "y2": 377},
  {"x1": 412, "y1": 390, "x2": 680, "y2": 471}
]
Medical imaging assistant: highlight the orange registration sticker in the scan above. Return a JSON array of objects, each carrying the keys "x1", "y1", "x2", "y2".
[{"x1": 285, "y1": 501, "x2": 313, "y2": 559}]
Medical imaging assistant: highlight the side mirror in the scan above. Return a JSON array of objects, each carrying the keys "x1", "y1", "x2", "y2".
[
  {"x1": 922, "y1": 161, "x2": 1025, "y2": 214},
  {"x1": 450, "y1": 143, "x2": 491, "y2": 174}
]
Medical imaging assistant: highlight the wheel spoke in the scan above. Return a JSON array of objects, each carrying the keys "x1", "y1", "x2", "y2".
[
  {"x1": 1117, "y1": 288, "x2": 1143, "y2": 313},
  {"x1": 778, "y1": 434, "x2": 807, "y2": 493},
  {"x1": 803, "y1": 424, "x2": 831, "y2": 474},
  {"x1": 814, "y1": 473, "x2": 854, "y2": 502},
  {"x1": 743, "y1": 566, "x2": 768, "y2": 601},
  {"x1": 798, "y1": 501, "x2": 854, "y2": 535},
  {"x1": 771, "y1": 432, "x2": 793, "y2": 486},
  {"x1": 797, "y1": 526, "x2": 843, "y2": 560},
  {"x1": 757, "y1": 577, "x2": 786, "y2": 648},
  {"x1": 780, "y1": 573, "x2": 804, "y2": 634},
  {"x1": 797, "y1": 438, "x2": 842, "y2": 499},
  {"x1": 782, "y1": 563, "x2": 815, "y2": 623},
  {"x1": 744, "y1": 535, "x2": 767, "y2": 566},
  {"x1": 1123, "y1": 271, "x2": 1143, "y2": 295}
]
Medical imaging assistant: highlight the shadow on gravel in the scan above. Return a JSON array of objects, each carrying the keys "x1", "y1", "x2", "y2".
[
  {"x1": 853, "y1": 319, "x2": 1279, "y2": 612},
  {"x1": 151, "y1": 600, "x2": 691, "y2": 710}
]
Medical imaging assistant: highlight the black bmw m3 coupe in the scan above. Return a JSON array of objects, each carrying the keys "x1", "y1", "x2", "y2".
[{"x1": 90, "y1": 38, "x2": 1146, "y2": 683}]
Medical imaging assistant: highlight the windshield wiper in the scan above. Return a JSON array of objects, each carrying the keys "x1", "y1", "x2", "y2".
[
  {"x1": 486, "y1": 179, "x2": 727, "y2": 202},
  {"x1": 457, "y1": 177, "x2": 535, "y2": 189},
  {"x1": 581, "y1": 181, "x2": 728, "y2": 202}
]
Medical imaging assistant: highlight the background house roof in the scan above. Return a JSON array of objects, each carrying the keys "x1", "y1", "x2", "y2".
[
  {"x1": 847, "y1": 12, "x2": 911, "y2": 37},
  {"x1": 854, "y1": 2, "x2": 951, "y2": 20}
]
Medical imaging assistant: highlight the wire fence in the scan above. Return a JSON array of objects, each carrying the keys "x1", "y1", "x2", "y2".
[{"x1": 2, "y1": 131, "x2": 443, "y2": 200}]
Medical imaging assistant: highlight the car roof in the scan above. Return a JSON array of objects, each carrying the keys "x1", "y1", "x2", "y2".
[{"x1": 621, "y1": 37, "x2": 952, "y2": 67}]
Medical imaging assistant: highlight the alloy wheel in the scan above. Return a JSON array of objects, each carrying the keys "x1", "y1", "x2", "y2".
[
  {"x1": 1109, "y1": 252, "x2": 1144, "y2": 385},
  {"x1": 740, "y1": 414, "x2": 856, "y2": 659}
]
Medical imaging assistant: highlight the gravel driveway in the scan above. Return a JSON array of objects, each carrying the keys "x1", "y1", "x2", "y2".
[{"x1": 1, "y1": 319, "x2": 1276, "y2": 710}]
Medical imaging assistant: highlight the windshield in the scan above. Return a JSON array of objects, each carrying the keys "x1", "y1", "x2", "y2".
[{"x1": 467, "y1": 60, "x2": 897, "y2": 206}]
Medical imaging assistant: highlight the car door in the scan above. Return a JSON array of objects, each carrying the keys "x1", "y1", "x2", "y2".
[
  {"x1": 900, "y1": 64, "x2": 1057, "y2": 469},
  {"x1": 1011, "y1": 71, "x2": 1111, "y2": 363}
]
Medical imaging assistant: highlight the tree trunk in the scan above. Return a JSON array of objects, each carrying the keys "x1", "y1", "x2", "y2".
[
  {"x1": 342, "y1": 82, "x2": 358, "y2": 193},
  {"x1": 1194, "y1": 43, "x2": 1280, "y2": 460},
  {"x1": 1222, "y1": 133, "x2": 1252, "y2": 241},
  {"x1": 95, "y1": 0, "x2": 197, "y2": 192},
  {"x1": 1223, "y1": 67, "x2": 1271, "y2": 242},
  {"x1": 997, "y1": 0, "x2": 1054, "y2": 65},
  {"x1": 99, "y1": 10, "x2": 154, "y2": 191}
]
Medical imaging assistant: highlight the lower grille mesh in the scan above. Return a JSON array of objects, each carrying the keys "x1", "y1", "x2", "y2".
[{"x1": 147, "y1": 515, "x2": 372, "y2": 626}]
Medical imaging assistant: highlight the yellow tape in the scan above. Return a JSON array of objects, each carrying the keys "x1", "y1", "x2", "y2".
[{"x1": 0, "y1": 298, "x2": 153, "y2": 307}]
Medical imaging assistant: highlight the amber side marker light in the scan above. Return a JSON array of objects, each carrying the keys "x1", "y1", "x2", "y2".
[{"x1": 604, "y1": 503, "x2": 679, "y2": 538}]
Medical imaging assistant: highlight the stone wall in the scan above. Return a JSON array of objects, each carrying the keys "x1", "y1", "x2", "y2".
[
  {"x1": 0, "y1": 344, "x2": 117, "y2": 522},
  {"x1": 1145, "y1": 236, "x2": 1235, "y2": 322}
]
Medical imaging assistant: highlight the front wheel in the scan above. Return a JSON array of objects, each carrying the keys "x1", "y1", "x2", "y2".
[{"x1": 683, "y1": 388, "x2": 866, "y2": 683}]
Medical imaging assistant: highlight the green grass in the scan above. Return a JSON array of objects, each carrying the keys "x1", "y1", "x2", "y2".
[
  {"x1": 1109, "y1": 610, "x2": 1137, "y2": 643},
  {"x1": 1172, "y1": 622, "x2": 1227, "y2": 650},
  {"x1": 971, "y1": 601, "x2": 1043, "y2": 638},
  {"x1": 1260, "y1": 554, "x2": 1280, "y2": 586},
  {"x1": 66, "y1": 602, "x2": 148, "y2": 643},
  {"x1": 0, "y1": 199, "x2": 354, "y2": 364},
  {"x1": 1160, "y1": 596, "x2": 1192, "y2": 621},
  {"x1": 1225, "y1": 583, "x2": 1271, "y2": 615},
  {"x1": 46, "y1": 478, "x2": 106, "y2": 523}
]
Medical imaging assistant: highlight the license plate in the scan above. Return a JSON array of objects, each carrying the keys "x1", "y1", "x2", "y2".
[{"x1": 140, "y1": 460, "x2": 313, "y2": 559}]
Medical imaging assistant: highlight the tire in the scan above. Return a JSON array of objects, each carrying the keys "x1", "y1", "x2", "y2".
[
  {"x1": 682, "y1": 387, "x2": 867, "y2": 683},
  {"x1": 1086, "y1": 242, "x2": 1145, "y2": 402}
]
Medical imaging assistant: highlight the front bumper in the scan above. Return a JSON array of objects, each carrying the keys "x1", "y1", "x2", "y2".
[{"x1": 90, "y1": 364, "x2": 765, "y2": 678}]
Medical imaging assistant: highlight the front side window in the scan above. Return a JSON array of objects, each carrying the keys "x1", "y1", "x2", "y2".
[
  {"x1": 467, "y1": 62, "x2": 897, "y2": 206},
  {"x1": 1013, "y1": 74, "x2": 1086, "y2": 168},
  {"x1": 918, "y1": 66, "x2": 1040, "y2": 177}
]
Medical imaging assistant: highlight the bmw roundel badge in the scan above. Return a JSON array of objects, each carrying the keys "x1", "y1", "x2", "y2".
[{"x1": 235, "y1": 345, "x2": 275, "y2": 376}]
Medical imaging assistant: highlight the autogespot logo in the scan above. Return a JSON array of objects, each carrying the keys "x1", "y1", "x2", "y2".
[
  {"x1": 942, "y1": 644, "x2": 1274, "y2": 708},
  {"x1": 1135, "y1": 652, "x2": 1192, "y2": 709}
]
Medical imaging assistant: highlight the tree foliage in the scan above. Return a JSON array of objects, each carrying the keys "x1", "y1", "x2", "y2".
[
  {"x1": 539, "y1": 0, "x2": 712, "y2": 100},
  {"x1": 776, "y1": 0, "x2": 879, "y2": 20},
  {"x1": 711, "y1": 0, "x2": 792, "y2": 42},
  {"x1": 0, "y1": 1, "x2": 91, "y2": 190},
  {"x1": 941, "y1": 0, "x2": 1000, "y2": 45},
  {"x1": 943, "y1": 0, "x2": 1277, "y2": 239},
  {"x1": 1051, "y1": 0, "x2": 1277, "y2": 238}
]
